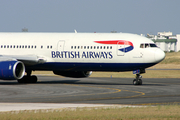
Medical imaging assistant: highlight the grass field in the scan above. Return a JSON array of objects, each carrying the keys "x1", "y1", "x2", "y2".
[
  {"x1": 0, "y1": 105, "x2": 180, "y2": 120},
  {"x1": 90, "y1": 70, "x2": 180, "y2": 78},
  {"x1": 150, "y1": 52, "x2": 180, "y2": 69}
]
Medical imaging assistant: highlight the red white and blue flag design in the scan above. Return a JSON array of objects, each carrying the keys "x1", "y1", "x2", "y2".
[{"x1": 94, "y1": 40, "x2": 134, "y2": 53}]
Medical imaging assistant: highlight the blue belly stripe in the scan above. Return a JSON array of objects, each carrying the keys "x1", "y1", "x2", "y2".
[{"x1": 27, "y1": 62, "x2": 157, "y2": 72}]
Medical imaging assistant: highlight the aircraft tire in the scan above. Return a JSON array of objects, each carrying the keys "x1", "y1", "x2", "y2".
[
  {"x1": 17, "y1": 76, "x2": 27, "y2": 83},
  {"x1": 17, "y1": 75, "x2": 37, "y2": 83},
  {"x1": 17, "y1": 79, "x2": 24, "y2": 83},
  {"x1": 31, "y1": 75, "x2": 37, "y2": 83},
  {"x1": 133, "y1": 79, "x2": 142, "y2": 85},
  {"x1": 138, "y1": 79, "x2": 142, "y2": 85},
  {"x1": 133, "y1": 79, "x2": 138, "y2": 85}
]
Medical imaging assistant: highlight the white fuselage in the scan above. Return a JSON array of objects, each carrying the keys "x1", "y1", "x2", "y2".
[{"x1": 0, "y1": 32, "x2": 165, "y2": 72}]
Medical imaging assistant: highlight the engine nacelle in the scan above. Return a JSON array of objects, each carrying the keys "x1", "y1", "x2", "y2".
[
  {"x1": 53, "y1": 71, "x2": 92, "y2": 78},
  {"x1": 0, "y1": 61, "x2": 25, "y2": 80}
]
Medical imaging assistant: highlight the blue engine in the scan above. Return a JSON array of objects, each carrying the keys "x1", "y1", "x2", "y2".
[{"x1": 0, "y1": 61, "x2": 25, "y2": 80}]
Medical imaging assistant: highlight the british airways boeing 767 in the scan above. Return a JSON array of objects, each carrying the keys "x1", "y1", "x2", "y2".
[{"x1": 0, "y1": 32, "x2": 165, "y2": 85}]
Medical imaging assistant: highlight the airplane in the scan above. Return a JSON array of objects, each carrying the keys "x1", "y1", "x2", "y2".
[{"x1": 0, "y1": 32, "x2": 165, "y2": 85}]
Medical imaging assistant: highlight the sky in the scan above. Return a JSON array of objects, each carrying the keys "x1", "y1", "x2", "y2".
[{"x1": 0, "y1": 0, "x2": 180, "y2": 35}]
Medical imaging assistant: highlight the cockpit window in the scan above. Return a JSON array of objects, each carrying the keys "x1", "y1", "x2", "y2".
[
  {"x1": 150, "y1": 43, "x2": 157, "y2": 47},
  {"x1": 145, "y1": 44, "x2": 149, "y2": 48},
  {"x1": 140, "y1": 43, "x2": 157, "y2": 48}
]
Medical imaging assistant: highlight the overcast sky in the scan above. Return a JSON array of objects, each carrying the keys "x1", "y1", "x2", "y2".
[{"x1": 0, "y1": 0, "x2": 179, "y2": 35}]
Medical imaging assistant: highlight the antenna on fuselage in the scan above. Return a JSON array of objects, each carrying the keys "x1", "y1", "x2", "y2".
[{"x1": 74, "y1": 29, "x2": 77, "y2": 33}]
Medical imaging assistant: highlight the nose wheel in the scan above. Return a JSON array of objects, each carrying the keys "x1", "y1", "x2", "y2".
[{"x1": 133, "y1": 74, "x2": 142, "y2": 85}]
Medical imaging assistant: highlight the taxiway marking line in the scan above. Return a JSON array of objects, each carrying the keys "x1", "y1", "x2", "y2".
[
  {"x1": 1, "y1": 84, "x2": 145, "y2": 103},
  {"x1": 57, "y1": 84, "x2": 146, "y2": 101},
  {"x1": 62, "y1": 83, "x2": 122, "y2": 97}
]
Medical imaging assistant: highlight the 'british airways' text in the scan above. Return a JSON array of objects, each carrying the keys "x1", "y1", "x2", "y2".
[{"x1": 51, "y1": 51, "x2": 113, "y2": 59}]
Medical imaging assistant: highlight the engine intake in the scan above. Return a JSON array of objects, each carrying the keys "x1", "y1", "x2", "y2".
[
  {"x1": 53, "y1": 71, "x2": 92, "y2": 78},
  {"x1": 0, "y1": 61, "x2": 25, "y2": 80}
]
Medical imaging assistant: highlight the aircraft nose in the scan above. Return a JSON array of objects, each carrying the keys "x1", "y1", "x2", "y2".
[{"x1": 154, "y1": 49, "x2": 165, "y2": 62}]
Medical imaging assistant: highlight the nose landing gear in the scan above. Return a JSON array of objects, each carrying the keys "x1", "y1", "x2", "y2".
[
  {"x1": 133, "y1": 74, "x2": 142, "y2": 85},
  {"x1": 133, "y1": 69, "x2": 145, "y2": 85}
]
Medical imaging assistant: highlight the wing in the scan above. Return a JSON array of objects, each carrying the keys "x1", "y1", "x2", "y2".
[{"x1": 0, "y1": 55, "x2": 47, "y2": 66}]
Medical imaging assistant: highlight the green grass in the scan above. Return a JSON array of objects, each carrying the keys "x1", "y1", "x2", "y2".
[
  {"x1": 0, "y1": 105, "x2": 180, "y2": 120},
  {"x1": 161, "y1": 57, "x2": 180, "y2": 64},
  {"x1": 90, "y1": 70, "x2": 180, "y2": 78},
  {"x1": 160, "y1": 52, "x2": 180, "y2": 64}
]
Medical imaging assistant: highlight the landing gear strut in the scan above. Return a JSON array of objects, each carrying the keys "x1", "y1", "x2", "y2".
[
  {"x1": 133, "y1": 74, "x2": 142, "y2": 85},
  {"x1": 17, "y1": 70, "x2": 38, "y2": 83},
  {"x1": 133, "y1": 69, "x2": 145, "y2": 85}
]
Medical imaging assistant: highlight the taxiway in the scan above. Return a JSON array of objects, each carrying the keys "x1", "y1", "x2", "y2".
[{"x1": 0, "y1": 76, "x2": 180, "y2": 105}]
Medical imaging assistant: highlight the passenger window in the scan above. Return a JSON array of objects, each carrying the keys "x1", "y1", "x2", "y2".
[
  {"x1": 110, "y1": 46, "x2": 112, "y2": 49},
  {"x1": 71, "y1": 46, "x2": 73, "y2": 49},
  {"x1": 94, "y1": 46, "x2": 96, "y2": 49},
  {"x1": 1, "y1": 45, "x2": 3, "y2": 48},
  {"x1": 35, "y1": 46, "x2": 37, "y2": 48},
  {"x1": 41, "y1": 46, "x2": 43, "y2": 49},
  {"x1": 87, "y1": 46, "x2": 89, "y2": 49},
  {"x1": 84, "y1": 46, "x2": 86, "y2": 49},
  {"x1": 97, "y1": 46, "x2": 99, "y2": 49},
  {"x1": 74, "y1": 46, "x2": 76, "y2": 49},
  {"x1": 50, "y1": 46, "x2": 52, "y2": 49}
]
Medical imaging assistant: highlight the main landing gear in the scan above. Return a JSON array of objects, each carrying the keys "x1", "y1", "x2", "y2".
[
  {"x1": 17, "y1": 70, "x2": 38, "y2": 83},
  {"x1": 132, "y1": 69, "x2": 145, "y2": 85}
]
